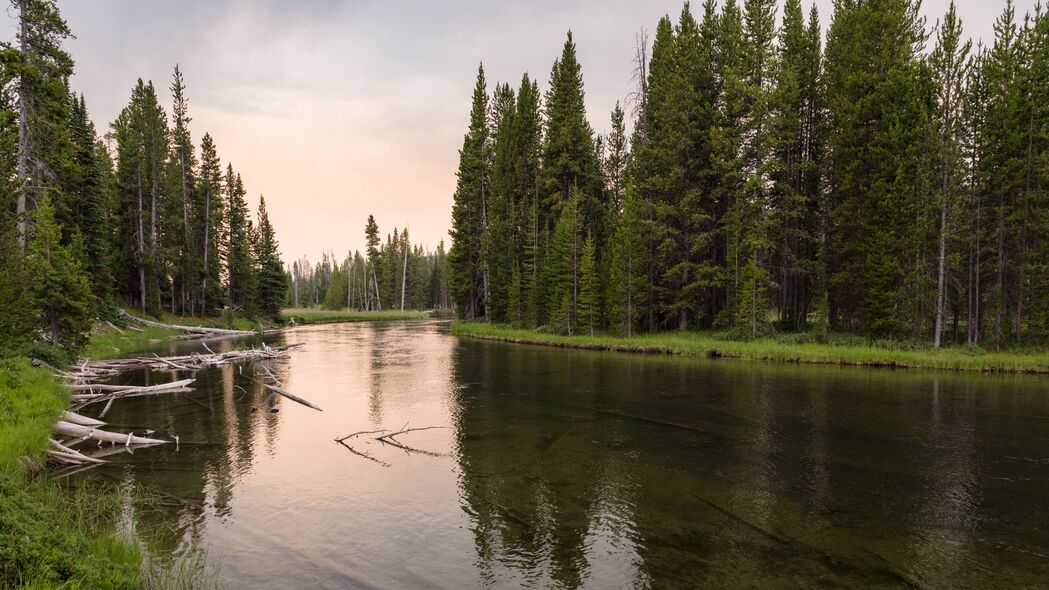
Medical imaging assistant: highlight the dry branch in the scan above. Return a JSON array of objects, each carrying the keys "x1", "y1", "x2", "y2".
[
  {"x1": 263, "y1": 384, "x2": 322, "y2": 411},
  {"x1": 120, "y1": 310, "x2": 254, "y2": 336},
  {"x1": 53, "y1": 421, "x2": 167, "y2": 445}
]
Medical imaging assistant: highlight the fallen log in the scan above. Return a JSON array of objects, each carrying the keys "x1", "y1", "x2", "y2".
[
  {"x1": 263, "y1": 384, "x2": 323, "y2": 412},
  {"x1": 67, "y1": 345, "x2": 302, "y2": 378},
  {"x1": 49, "y1": 439, "x2": 107, "y2": 464},
  {"x1": 71, "y1": 379, "x2": 196, "y2": 405},
  {"x1": 53, "y1": 421, "x2": 167, "y2": 445},
  {"x1": 61, "y1": 411, "x2": 106, "y2": 428},
  {"x1": 120, "y1": 310, "x2": 253, "y2": 336}
]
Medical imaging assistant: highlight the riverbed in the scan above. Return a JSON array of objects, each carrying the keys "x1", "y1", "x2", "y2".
[{"x1": 77, "y1": 320, "x2": 1049, "y2": 588}]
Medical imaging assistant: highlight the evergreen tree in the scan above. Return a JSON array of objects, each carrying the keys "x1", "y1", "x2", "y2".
[
  {"x1": 607, "y1": 186, "x2": 646, "y2": 336},
  {"x1": 253, "y1": 196, "x2": 286, "y2": 321},
  {"x1": 507, "y1": 261, "x2": 523, "y2": 327},
  {"x1": 26, "y1": 195, "x2": 92, "y2": 348},
  {"x1": 224, "y1": 166, "x2": 254, "y2": 314},
  {"x1": 547, "y1": 192, "x2": 581, "y2": 333},
  {"x1": 111, "y1": 79, "x2": 169, "y2": 313},
  {"x1": 449, "y1": 65, "x2": 490, "y2": 318},
  {"x1": 7, "y1": 0, "x2": 73, "y2": 249},
  {"x1": 930, "y1": 2, "x2": 971, "y2": 347},
  {"x1": 196, "y1": 132, "x2": 223, "y2": 314},
  {"x1": 542, "y1": 32, "x2": 604, "y2": 247},
  {"x1": 824, "y1": 0, "x2": 929, "y2": 337},
  {"x1": 577, "y1": 232, "x2": 597, "y2": 336},
  {"x1": 365, "y1": 213, "x2": 381, "y2": 310},
  {"x1": 169, "y1": 64, "x2": 196, "y2": 315}
]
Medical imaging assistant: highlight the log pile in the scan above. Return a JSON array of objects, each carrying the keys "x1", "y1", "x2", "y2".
[
  {"x1": 46, "y1": 340, "x2": 304, "y2": 470},
  {"x1": 60, "y1": 343, "x2": 302, "y2": 378}
]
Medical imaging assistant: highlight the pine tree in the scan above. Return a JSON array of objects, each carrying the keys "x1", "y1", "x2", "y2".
[
  {"x1": 769, "y1": 0, "x2": 823, "y2": 331},
  {"x1": 224, "y1": 166, "x2": 254, "y2": 314},
  {"x1": 169, "y1": 64, "x2": 197, "y2": 315},
  {"x1": 507, "y1": 261, "x2": 523, "y2": 328},
  {"x1": 111, "y1": 79, "x2": 169, "y2": 313},
  {"x1": 253, "y1": 196, "x2": 286, "y2": 321},
  {"x1": 542, "y1": 32, "x2": 604, "y2": 247},
  {"x1": 603, "y1": 101, "x2": 628, "y2": 213},
  {"x1": 449, "y1": 65, "x2": 490, "y2": 318},
  {"x1": 607, "y1": 186, "x2": 646, "y2": 336},
  {"x1": 9, "y1": 0, "x2": 73, "y2": 250},
  {"x1": 930, "y1": 2, "x2": 971, "y2": 347},
  {"x1": 0, "y1": 77, "x2": 33, "y2": 353},
  {"x1": 365, "y1": 214, "x2": 381, "y2": 310},
  {"x1": 26, "y1": 195, "x2": 92, "y2": 348},
  {"x1": 547, "y1": 192, "x2": 581, "y2": 333},
  {"x1": 196, "y1": 132, "x2": 223, "y2": 314},
  {"x1": 63, "y1": 93, "x2": 113, "y2": 301},
  {"x1": 824, "y1": 0, "x2": 929, "y2": 337},
  {"x1": 577, "y1": 232, "x2": 597, "y2": 336}
]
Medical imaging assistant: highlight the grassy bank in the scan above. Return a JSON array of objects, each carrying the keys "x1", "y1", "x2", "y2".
[
  {"x1": 0, "y1": 357, "x2": 142, "y2": 587},
  {"x1": 1, "y1": 317, "x2": 222, "y2": 587},
  {"x1": 283, "y1": 308, "x2": 430, "y2": 324},
  {"x1": 451, "y1": 321, "x2": 1049, "y2": 374}
]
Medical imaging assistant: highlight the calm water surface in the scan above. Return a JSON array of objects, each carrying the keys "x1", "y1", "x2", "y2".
[{"x1": 78, "y1": 321, "x2": 1049, "y2": 588}]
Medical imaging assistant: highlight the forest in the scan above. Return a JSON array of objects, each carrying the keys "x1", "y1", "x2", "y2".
[
  {"x1": 287, "y1": 215, "x2": 451, "y2": 313},
  {"x1": 448, "y1": 0, "x2": 1049, "y2": 350},
  {"x1": 0, "y1": 1, "x2": 289, "y2": 356}
]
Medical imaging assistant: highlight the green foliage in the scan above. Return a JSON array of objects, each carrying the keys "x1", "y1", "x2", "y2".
[
  {"x1": 577, "y1": 233, "x2": 597, "y2": 336},
  {"x1": 448, "y1": 65, "x2": 490, "y2": 319},
  {"x1": 26, "y1": 195, "x2": 93, "y2": 349},
  {"x1": 253, "y1": 197, "x2": 287, "y2": 322},
  {"x1": 0, "y1": 358, "x2": 142, "y2": 588}
]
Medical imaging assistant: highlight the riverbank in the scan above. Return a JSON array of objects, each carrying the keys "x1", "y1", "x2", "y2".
[
  {"x1": 283, "y1": 308, "x2": 430, "y2": 325},
  {"x1": 450, "y1": 321, "x2": 1049, "y2": 374},
  {"x1": 0, "y1": 317, "x2": 226, "y2": 587},
  {"x1": 0, "y1": 357, "x2": 142, "y2": 587}
]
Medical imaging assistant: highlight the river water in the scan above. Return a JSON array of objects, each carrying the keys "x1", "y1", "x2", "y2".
[{"x1": 78, "y1": 321, "x2": 1049, "y2": 588}]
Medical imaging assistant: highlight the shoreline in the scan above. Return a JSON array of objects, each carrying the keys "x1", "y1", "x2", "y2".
[{"x1": 450, "y1": 321, "x2": 1049, "y2": 376}]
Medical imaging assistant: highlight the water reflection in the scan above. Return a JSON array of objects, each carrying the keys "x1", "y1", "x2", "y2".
[{"x1": 74, "y1": 322, "x2": 1049, "y2": 588}]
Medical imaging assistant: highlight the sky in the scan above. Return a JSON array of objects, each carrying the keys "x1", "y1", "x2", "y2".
[{"x1": 50, "y1": 0, "x2": 1039, "y2": 265}]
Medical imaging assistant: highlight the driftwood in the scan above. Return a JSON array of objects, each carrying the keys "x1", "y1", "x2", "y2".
[
  {"x1": 48, "y1": 439, "x2": 107, "y2": 465},
  {"x1": 334, "y1": 424, "x2": 449, "y2": 460},
  {"x1": 65, "y1": 345, "x2": 302, "y2": 383},
  {"x1": 120, "y1": 310, "x2": 254, "y2": 336},
  {"x1": 61, "y1": 411, "x2": 106, "y2": 428},
  {"x1": 71, "y1": 379, "x2": 196, "y2": 411},
  {"x1": 53, "y1": 420, "x2": 167, "y2": 445},
  {"x1": 263, "y1": 384, "x2": 322, "y2": 411},
  {"x1": 377, "y1": 425, "x2": 448, "y2": 442}
]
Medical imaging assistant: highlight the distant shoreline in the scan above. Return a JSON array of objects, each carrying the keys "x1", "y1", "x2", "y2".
[{"x1": 450, "y1": 321, "x2": 1049, "y2": 376}]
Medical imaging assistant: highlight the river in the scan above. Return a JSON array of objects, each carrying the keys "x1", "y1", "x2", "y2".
[{"x1": 77, "y1": 320, "x2": 1049, "y2": 588}]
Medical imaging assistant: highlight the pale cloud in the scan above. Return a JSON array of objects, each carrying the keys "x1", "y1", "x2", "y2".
[{"x1": 54, "y1": 0, "x2": 1038, "y2": 264}]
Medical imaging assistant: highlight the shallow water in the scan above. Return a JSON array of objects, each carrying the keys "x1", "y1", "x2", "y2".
[{"x1": 77, "y1": 321, "x2": 1049, "y2": 588}]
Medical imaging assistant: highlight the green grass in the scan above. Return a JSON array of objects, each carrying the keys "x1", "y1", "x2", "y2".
[
  {"x1": 81, "y1": 325, "x2": 182, "y2": 361},
  {"x1": 282, "y1": 307, "x2": 430, "y2": 324},
  {"x1": 451, "y1": 321, "x2": 1049, "y2": 374},
  {"x1": 0, "y1": 357, "x2": 142, "y2": 587}
]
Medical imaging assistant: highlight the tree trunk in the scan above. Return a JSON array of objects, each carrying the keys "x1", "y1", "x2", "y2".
[
  {"x1": 400, "y1": 240, "x2": 409, "y2": 311},
  {"x1": 202, "y1": 187, "x2": 211, "y2": 313},
  {"x1": 934, "y1": 173, "x2": 949, "y2": 349},
  {"x1": 15, "y1": 4, "x2": 29, "y2": 251}
]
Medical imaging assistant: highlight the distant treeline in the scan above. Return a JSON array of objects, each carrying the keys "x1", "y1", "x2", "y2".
[
  {"x1": 0, "y1": 0, "x2": 286, "y2": 353},
  {"x1": 289, "y1": 215, "x2": 450, "y2": 312},
  {"x1": 448, "y1": 0, "x2": 1049, "y2": 348}
]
